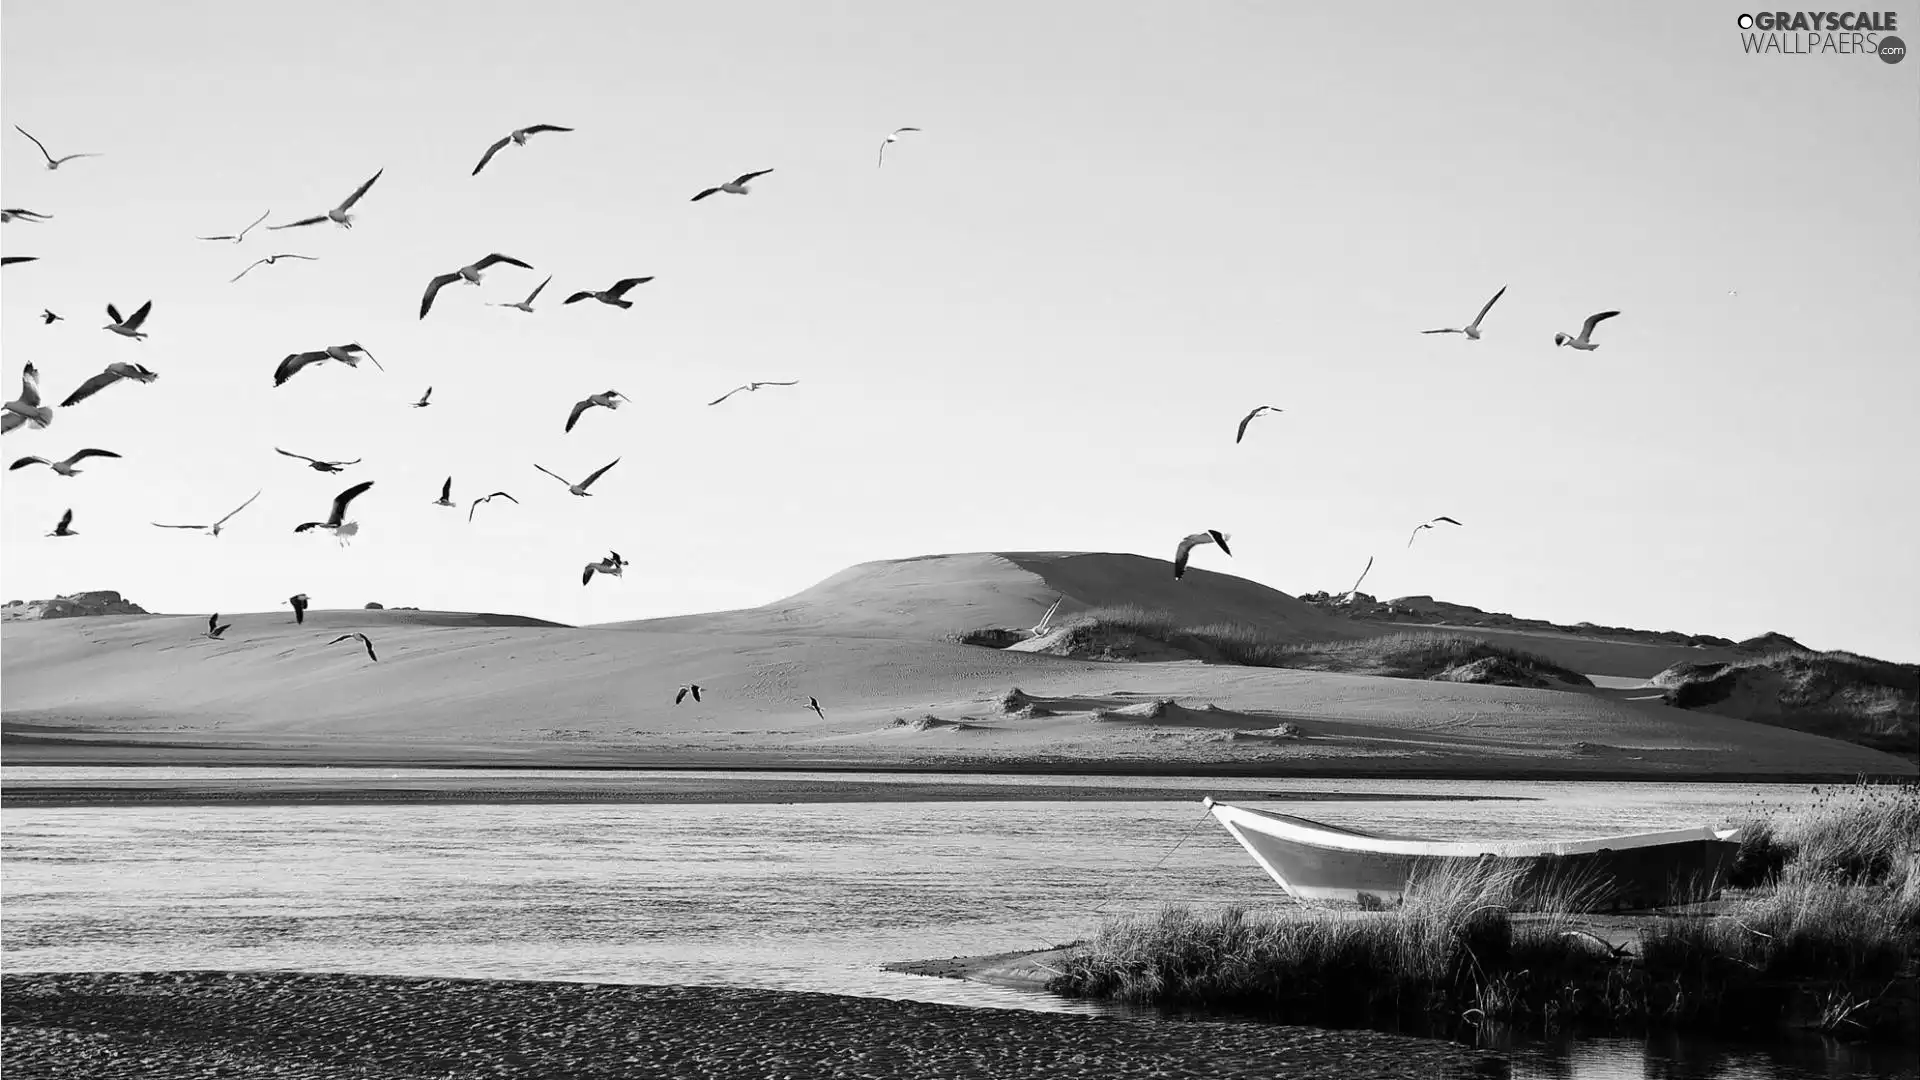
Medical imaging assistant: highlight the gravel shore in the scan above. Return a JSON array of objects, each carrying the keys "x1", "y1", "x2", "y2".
[{"x1": 2, "y1": 971, "x2": 1507, "y2": 1079}]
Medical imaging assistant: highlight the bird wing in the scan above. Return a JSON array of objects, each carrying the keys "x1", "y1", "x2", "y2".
[
  {"x1": 214, "y1": 490, "x2": 263, "y2": 527},
  {"x1": 1348, "y1": 555, "x2": 1374, "y2": 596},
  {"x1": 198, "y1": 233, "x2": 237, "y2": 241},
  {"x1": 60, "y1": 370, "x2": 121, "y2": 408},
  {"x1": 691, "y1": 686, "x2": 702, "y2": 702},
  {"x1": 275, "y1": 447, "x2": 321, "y2": 464},
  {"x1": 106, "y1": 303, "x2": 124, "y2": 325},
  {"x1": 472, "y1": 135, "x2": 512, "y2": 176},
  {"x1": 526, "y1": 275, "x2": 552, "y2": 303},
  {"x1": 55, "y1": 508, "x2": 72, "y2": 531},
  {"x1": 338, "y1": 169, "x2": 384, "y2": 211},
  {"x1": 475, "y1": 253, "x2": 533, "y2": 271},
  {"x1": 1420, "y1": 327, "x2": 1462, "y2": 335},
  {"x1": 14, "y1": 125, "x2": 53, "y2": 164},
  {"x1": 361, "y1": 637, "x2": 377, "y2": 662},
  {"x1": 1209, "y1": 529, "x2": 1233, "y2": 556},
  {"x1": 1434, "y1": 516, "x2": 1463, "y2": 526},
  {"x1": 708, "y1": 385, "x2": 748, "y2": 405},
  {"x1": 493, "y1": 492, "x2": 518, "y2": 504},
  {"x1": 439, "y1": 477, "x2": 452, "y2": 500},
  {"x1": 152, "y1": 522, "x2": 209, "y2": 530},
  {"x1": 893, "y1": 127, "x2": 921, "y2": 135},
  {"x1": 268, "y1": 215, "x2": 328, "y2": 230},
  {"x1": 65, "y1": 448, "x2": 122, "y2": 464},
  {"x1": 534, "y1": 464, "x2": 573, "y2": 487},
  {"x1": 675, "y1": 687, "x2": 688, "y2": 705},
  {"x1": 274, "y1": 352, "x2": 327, "y2": 387},
  {"x1": 734, "y1": 169, "x2": 774, "y2": 184},
  {"x1": 345, "y1": 344, "x2": 385, "y2": 371},
  {"x1": 523, "y1": 124, "x2": 573, "y2": 135},
  {"x1": 419, "y1": 273, "x2": 462, "y2": 319},
  {"x1": 1469, "y1": 285, "x2": 1508, "y2": 329},
  {"x1": 230, "y1": 259, "x2": 270, "y2": 283},
  {"x1": 329, "y1": 480, "x2": 375, "y2": 524},
  {"x1": 1172, "y1": 534, "x2": 1202, "y2": 577},
  {"x1": 582, "y1": 564, "x2": 597, "y2": 586},
  {"x1": 16, "y1": 362, "x2": 41, "y2": 406},
  {"x1": 690, "y1": 188, "x2": 721, "y2": 202},
  {"x1": 327, "y1": 634, "x2": 354, "y2": 646},
  {"x1": 562, "y1": 291, "x2": 594, "y2": 304},
  {"x1": 1407, "y1": 524, "x2": 1427, "y2": 548},
  {"x1": 606, "y1": 276, "x2": 654, "y2": 298},
  {"x1": 239, "y1": 208, "x2": 270, "y2": 237},
  {"x1": 208, "y1": 614, "x2": 218, "y2": 634},
  {"x1": 1580, "y1": 310, "x2": 1621, "y2": 337},
  {"x1": 9, "y1": 456, "x2": 49, "y2": 470},
  {"x1": 578, "y1": 457, "x2": 621, "y2": 489},
  {"x1": 565, "y1": 399, "x2": 594, "y2": 433},
  {"x1": 1234, "y1": 408, "x2": 1260, "y2": 444}
]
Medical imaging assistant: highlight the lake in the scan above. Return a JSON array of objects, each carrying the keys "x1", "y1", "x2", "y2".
[{"x1": 2, "y1": 767, "x2": 1912, "y2": 1079}]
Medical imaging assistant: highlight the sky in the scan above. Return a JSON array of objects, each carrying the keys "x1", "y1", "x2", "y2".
[{"x1": 2, "y1": 1, "x2": 1916, "y2": 661}]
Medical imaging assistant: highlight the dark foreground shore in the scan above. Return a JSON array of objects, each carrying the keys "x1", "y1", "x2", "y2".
[{"x1": 1, "y1": 971, "x2": 1507, "y2": 1079}]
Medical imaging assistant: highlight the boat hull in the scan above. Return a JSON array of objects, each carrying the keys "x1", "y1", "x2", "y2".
[{"x1": 1208, "y1": 802, "x2": 1741, "y2": 911}]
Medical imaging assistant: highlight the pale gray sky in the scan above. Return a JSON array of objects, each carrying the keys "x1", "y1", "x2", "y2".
[{"x1": 3, "y1": 1, "x2": 1915, "y2": 660}]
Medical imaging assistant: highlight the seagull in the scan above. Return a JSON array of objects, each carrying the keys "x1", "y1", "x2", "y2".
[
  {"x1": 206, "y1": 614, "x2": 232, "y2": 640},
  {"x1": 467, "y1": 491, "x2": 518, "y2": 522},
  {"x1": 231, "y1": 253, "x2": 318, "y2": 283},
  {"x1": 197, "y1": 209, "x2": 270, "y2": 243},
  {"x1": 1234, "y1": 405, "x2": 1282, "y2": 445},
  {"x1": 582, "y1": 551, "x2": 625, "y2": 586},
  {"x1": 269, "y1": 169, "x2": 383, "y2": 230},
  {"x1": 691, "y1": 169, "x2": 774, "y2": 202},
  {"x1": 3, "y1": 363, "x2": 53, "y2": 434},
  {"x1": 420, "y1": 253, "x2": 535, "y2": 319},
  {"x1": 1, "y1": 256, "x2": 39, "y2": 266},
  {"x1": 534, "y1": 458, "x2": 620, "y2": 497},
  {"x1": 61, "y1": 362, "x2": 159, "y2": 407},
  {"x1": 565, "y1": 391, "x2": 628, "y2": 433},
  {"x1": 46, "y1": 508, "x2": 77, "y2": 537},
  {"x1": 1421, "y1": 285, "x2": 1508, "y2": 340},
  {"x1": 562, "y1": 276, "x2": 653, "y2": 308},
  {"x1": 295, "y1": 480, "x2": 374, "y2": 545},
  {"x1": 1029, "y1": 595, "x2": 1064, "y2": 636},
  {"x1": 1553, "y1": 310, "x2": 1621, "y2": 351},
  {"x1": 14, "y1": 126, "x2": 100, "y2": 170},
  {"x1": 276, "y1": 447, "x2": 361, "y2": 473},
  {"x1": 9, "y1": 448, "x2": 122, "y2": 477},
  {"x1": 433, "y1": 477, "x2": 455, "y2": 507},
  {"x1": 152, "y1": 490, "x2": 263, "y2": 536},
  {"x1": 411, "y1": 387, "x2": 433, "y2": 408},
  {"x1": 1407, "y1": 516, "x2": 1463, "y2": 549},
  {"x1": 41, "y1": 309, "x2": 61, "y2": 324},
  {"x1": 274, "y1": 343, "x2": 383, "y2": 387},
  {"x1": 708, "y1": 380, "x2": 798, "y2": 406},
  {"x1": 491, "y1": 274, "x2": 552, "y2": 313},
  {"x1": 289, "y1": 593, "x2": 310, "y2": 625},
  {"x1": 1, "y1": 208, "x2": 53, "y2": 223},
  {"x1": 472, "y1": 124, "x2": 574, "y2": 176},
  {"x1": 327, "y1": 632, "x2": 379, "y2": 663},
  {"x1": 675, "y1": 683, "x2": 703, "y2": 705},
  {"x1": 806, "y1": 696, "x2": 826, "y2": 720},
  {"x1": 1343, "y1": 555, "x2": 1374, "y2": 601},
  {"x1": 1172, "y1": 530, "x2": 1232, "y2": 580},
  {"x1": 102, "y1": 301, "x2": 153, "y2": 340},
  {"x1": 877, "y1": 127, "x2": 921, "y2": 168}
]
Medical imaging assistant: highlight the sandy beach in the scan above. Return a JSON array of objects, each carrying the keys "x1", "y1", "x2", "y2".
[{"x1": 1, "y1": 971, "x2": 1506, "y2": 1079}]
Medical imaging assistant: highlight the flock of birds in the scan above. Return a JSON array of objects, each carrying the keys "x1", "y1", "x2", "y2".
[{"x1": 2, "y1": 115, "x2": 1631, "y2": 711}]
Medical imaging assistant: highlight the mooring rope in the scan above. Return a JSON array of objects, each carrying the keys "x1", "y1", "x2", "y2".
[{"x1": 1084, "y1": 802, "x2": 1218, "y2": 920}]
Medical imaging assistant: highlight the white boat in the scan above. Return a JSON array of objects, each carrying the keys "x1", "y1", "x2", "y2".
[{"x1": 1203, "y1": 797, "x2": 1743, "y2": 911}]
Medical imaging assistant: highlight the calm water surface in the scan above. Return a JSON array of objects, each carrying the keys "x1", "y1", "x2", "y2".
[{"x1": 2, "y1": 768, "x2": 1910, "y2": 1080}]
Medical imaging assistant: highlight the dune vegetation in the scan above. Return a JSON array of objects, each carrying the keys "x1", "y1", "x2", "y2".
[
  {"x1": 1655, "y1": 650, "x2": 1919, "y2": 760},
  {"x1": 1048, "y1": 781, "x2": 1920, "y2": 1040},
  {"x1": 998, "y1": 605, "x2": 1593, "y2": 688}
]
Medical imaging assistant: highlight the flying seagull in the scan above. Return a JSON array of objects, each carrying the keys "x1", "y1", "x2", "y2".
[
  {"x1": 206, "y1": 614, "x2": 232, "y2": 640},
  {"x1": 276, "y1": 447, "x2": 361, "y2": 473},
  {"x1": 534, "y1": 458, "x2": 620, "y2": 497},
  {"x1": 41, "y1": 309, "x2": 61, "y2": 324},
  {"x1": 152, "y1": 490, "x2": 263, "y2": 536},
  {"x1": 877, "y1": 127, "x2": 921, "y2": 168},
  {"x1": 9, "y1": 448, "x2": 122, "y2": 477},
  {"x1": 1, "y1": 208, "x2": 53, "y2": 223},
  {"x1": 1, "y1": 257, "x2": 39, "y2": 266},
  {"x1": 691, "y1": 169, "x2": 774, "y2": 202},
  {"x1": 433, "y1": 477, "x2": 455, "y2": 508},
  {"x1": 46, "y1": 508, "x2": 77, "y2": 537},
  {"x1": 411, "y1": 387, "x2": 433, "y2": 408},
  {"x1": 565, "y1": 390, "x2": 628, "y2": 433},
  {"x1": 468, "y1": 491, "x2": 518, "y2": 522},
  {"x1": 806, "y1": 696, "x2": 826, "y2": 720},
  {"x1": 675, "y1": 683, "x2": 703, "y2": 705},
  {"x1": 3, "y1": 363, "x2": 53, "y2": 434},
  {"x1": 61, "y1": 362, "x2": 159, "y2": 407},
  {"x1": 1421, "y1": 285, "x2": 1508, "y2": 340},
  {"x1": 1234, "y1": 405, "x2": 1282, "y2": 445},
  {"x1": 231, "y1": 253, "x2": 318, "y2": 283},
  {"x1": 14, "y1": 126, "x2": 100, "y2": 170},
  {"x1": 582, "y1": 551, "x2": 625, "y2": 586},
  {"x1": 491, "y1": 274, "x2": 552, "y2": 313},
  {"x1": 269, "y1": 169, "x2": 384, "y2": 230},
  {"x1": 295, "y1": 480, "x2": 375, "y2": 545},
  {"x1": 1407, "y1": 516, "x2": 1464, "y2": 549},
  {"x1": 562, "y1": 276, "x2": 653, "y2": 308},
  {"x1": 1343, "y1": 555, "x2": 1375, "y2": 601},
  {"x1": 1172, "y1": 529, "x2": 1232, "y2": 580},
  {"x1": 420, "y1": 253, "x2": 535, "y2": 319},
  {"x1": 327, "y1": 632, "x2": 379, "y2": 663},
  {"x1": 708, "y1": 380, "x2": 798, "y2": 406},
  {"x1": 102, "y1": 301, "x2": 153, "y2": 340},
  {"x1": 274, "y1": 343, "x2": 383, "y2": 387},
  {"x1": 289, "y1": 593, "x2": 310, "y2": 625},
  {"x1": 472, "y1": 124, "x2": 574, "y2": 176},
  {"x1": 1553, "y1": 310, "x2": 1621, "y2": 351},
  {"x1": 197, "y1": 209, "x2": 270, "y2": 243}
]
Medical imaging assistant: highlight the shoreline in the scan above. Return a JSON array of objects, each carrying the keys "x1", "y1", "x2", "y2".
[{"x1": 0, "y1": 970, "x2": 1506, "y2": 1079}]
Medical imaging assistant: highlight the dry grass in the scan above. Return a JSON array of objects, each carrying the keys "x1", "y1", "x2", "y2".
[{"x1": 1660, "y1": 651, "x2": 1918, "y2": 759}]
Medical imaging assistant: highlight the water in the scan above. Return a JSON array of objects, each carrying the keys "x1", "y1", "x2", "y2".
[{"x1": 1, "y1": 768, "x2": 1910, "y2": 1079}]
